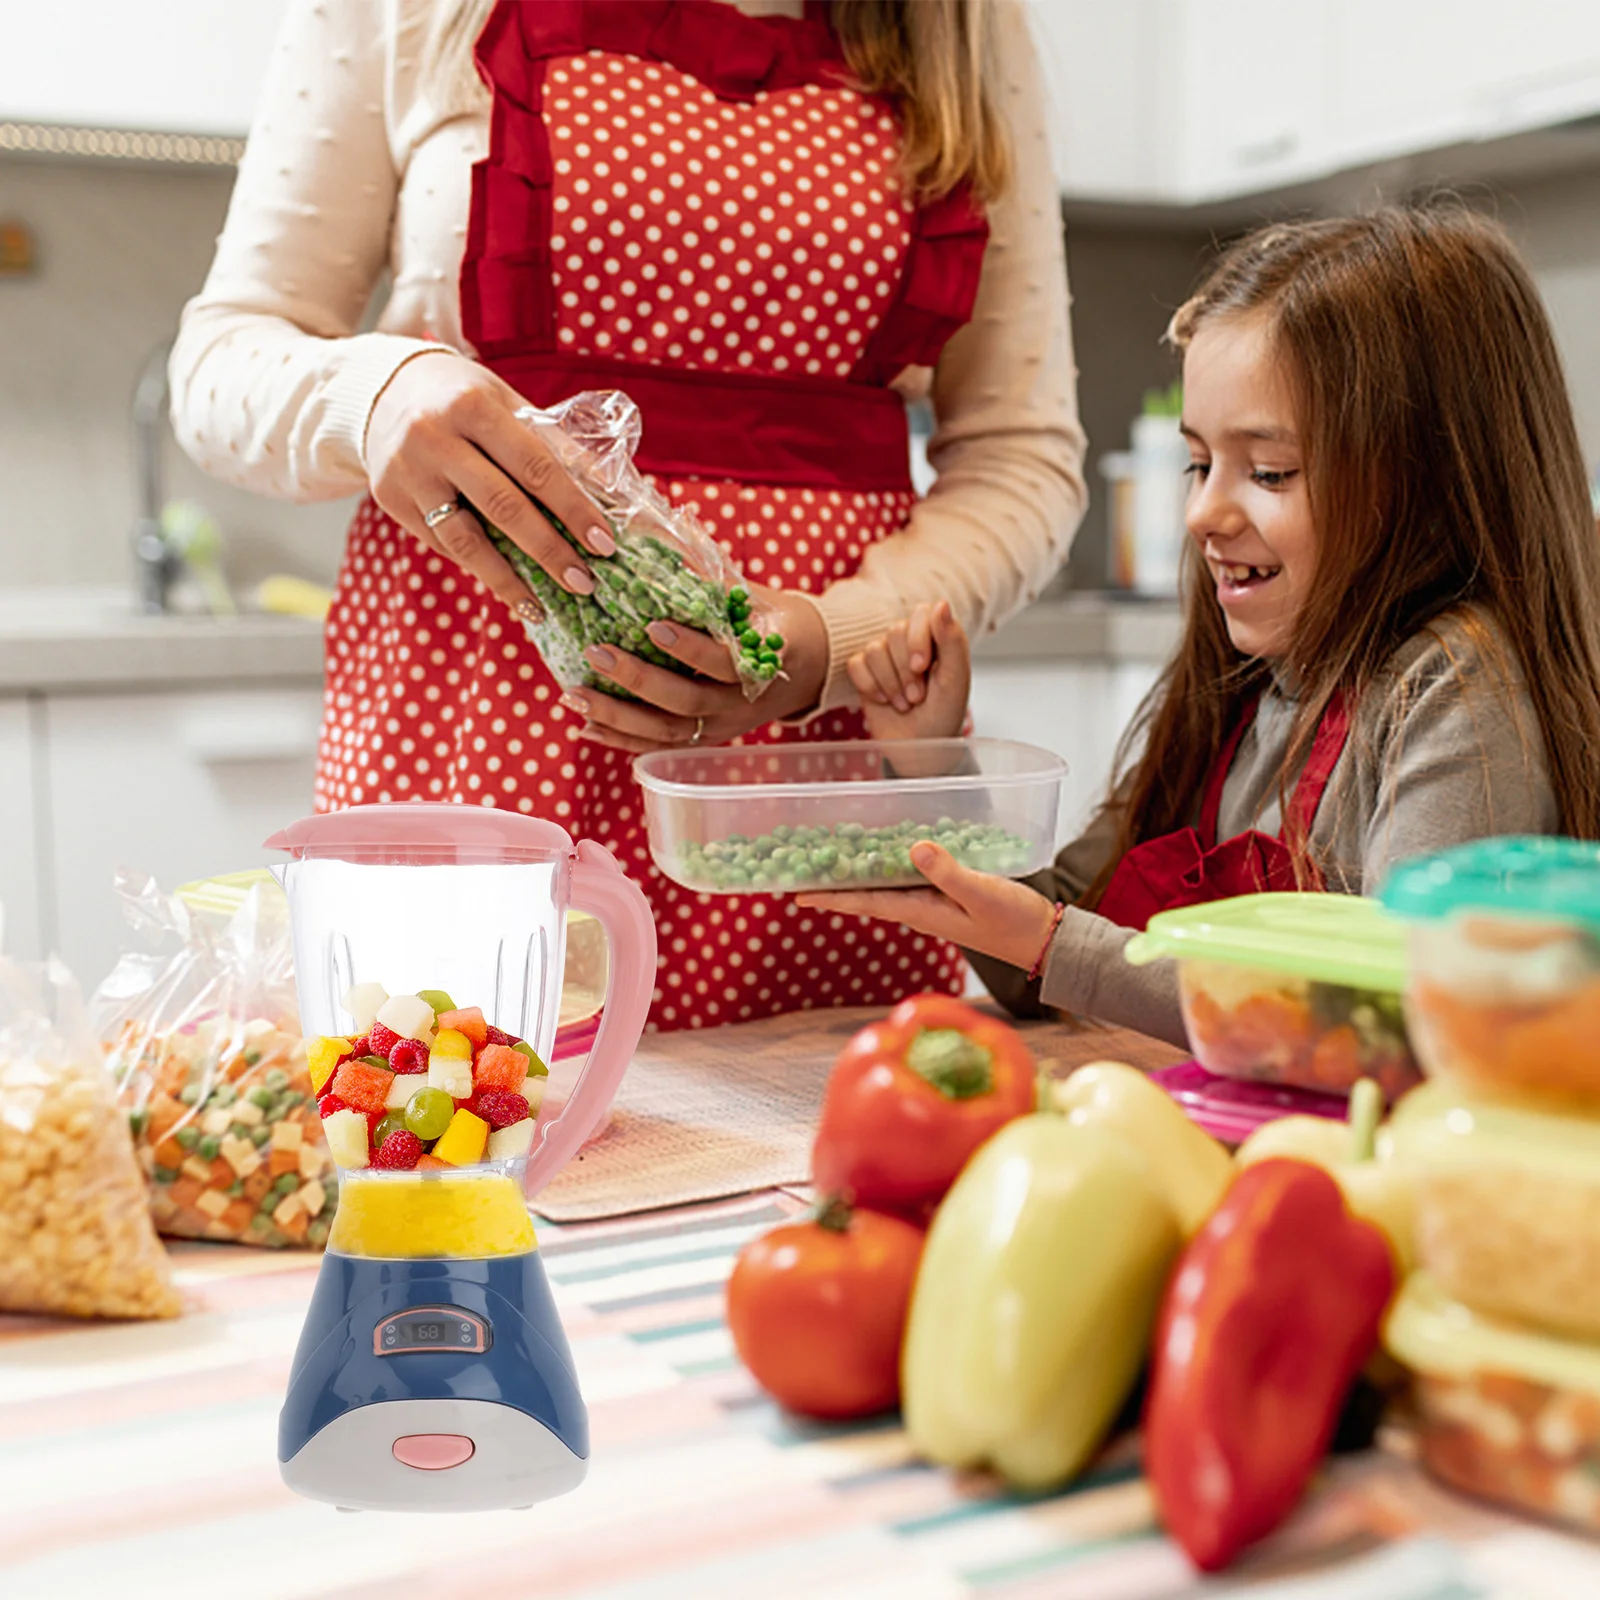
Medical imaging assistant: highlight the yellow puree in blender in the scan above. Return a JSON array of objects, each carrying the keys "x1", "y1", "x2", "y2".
[{"x1": 329, "y1": 1172, "x2": 537, "y2": 1258}]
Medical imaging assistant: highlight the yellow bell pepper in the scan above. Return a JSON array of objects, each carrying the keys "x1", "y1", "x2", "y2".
[
  {"x1": 1048, "y1": 1061, "x2": 1233, "y2": 1237},
  {"x1": 1235, "y1": 1078, "x2": 1415, "y2": 1273},
  {"x1": 901, "y1": 1107, "x2": 1181, "y2": 1491}
]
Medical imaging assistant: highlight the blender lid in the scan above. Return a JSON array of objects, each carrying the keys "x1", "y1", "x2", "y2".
[
  {"x1": 1379, "y1": 835, "x2": 1600, "y2": 932},
  {"x1": 265, "y1": 803, "x2": 576, "y2": 864}
]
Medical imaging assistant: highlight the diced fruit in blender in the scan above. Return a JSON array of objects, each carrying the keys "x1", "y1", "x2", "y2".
[
  {"x1": 373, "y1": 1130, "x2": 425, "y2": 1170},
  {"x1": 306, "y1": 1036, "x2": 352, "y2": 1093},
  {"x1": 511, "y1": 1041, "x2": 550, "y2": 1078},
  {"x1": 484, "y1": 1025, "x2": 516, "y2": 1047},
  {"x1": 474, "y1": 1044, "x2": 528, "y2": 1093},
  {"x1": 403, "y1": 1086, "x2": 456, "y2": 1142},
  {"x1": 417, "y1": 989, "x2": 457, "y2": 1015},
  {"x1": 474, "y1": 1089, "x2": 530, "y2": 1129},
  {"x1": 322, "y1": 1108, "x2": 372, "y2": 1169},
  {"x1": 430, "y1": 1028, "x2": 473, "y2": 1060},
  {"x1": 330, "y1": 1058, "x2": 395, "y2": 1115},
  {"x1": 427, "y1": 1053, "x2": 474, "y2": 1101},
  {"x1": 488, "y1": 1118, "x2": 536, "y2": 1161},
  {"x1": 366, "y1": 1021, "x2": 402, "y2": 1059},
  {"x1": 525, "y1": 1077, "x2": 547, "y2": 1114},
  {"x1": 384, "y1": 1072, "x2": 423, "y2": 1111},
  {"x1": 437, "y1": 1007, "x2": 488, "y2": 1047},
  {"x1": 317, "y1": 1090, "x2": 349, "y2": 1120},
  {"x1": 416, "y1": 1153, "x2": 450, "y2": 1171},
  {"x1": 373, "y1": 1111, "x2": 409, "y2": 1147},
  {"x1": 389, "y1": 1037, "x2": 429, "y2": 1074},
  {"x1": 376, "y1": 993, "x2": 438, "y2": 1041},
  {"x1": 342, "y1": 983, "x2": 389, "y2": 1033},
  {"x1": 433, "y1": 1109, "x2": 489, "y2": 1166}
]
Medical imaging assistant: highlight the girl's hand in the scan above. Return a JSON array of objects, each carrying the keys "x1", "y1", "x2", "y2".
[
  {"x1": 365, "y1": 351, "x2": 616, "y2": 618},
  {"x1": 852, "y1": 600, "x2": 971, "y2": 741},
  {"x1": 563, "y1": 584, "x2": 829, "y2": 754},
  {"x1": 798, "y1": 841, "x2": 1058, "y2": 971}
]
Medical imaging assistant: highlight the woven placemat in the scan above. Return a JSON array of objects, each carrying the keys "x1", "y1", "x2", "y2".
[{"x1": 530, "y1": 1005, "x2": 1185, "y2": 1222}]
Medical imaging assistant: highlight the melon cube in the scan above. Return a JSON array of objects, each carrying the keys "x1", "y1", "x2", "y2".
[
  {"x1": 427, "y1": 1053, "x2": 474, "y2": 1101},
  {"x1": 487, "y1": 1118, "x2": 536, "y2": 1162},
  {"x1": 376, "y1": 993, "x2": 437, "y2": 1042},
  {"x1": 433, "y1": 1109, "x2": 489, "y2": 1167},
  {"x1": 473, "y1": 1044, "x2": 528, "y2": 1094},
  {"x1": 431, "y1": 1027, "x2": 473, "y2": 1060},
  {"x1": 342, "y1": 983, "x2": 388, "y2": 1034},
  {"x1": 524, "y1": 1077, "x2": 547, "y2": 1115},
  {"x1": 307, "y1": 1035, "x2": 353, "y2": 1094},
  {"x1": 437, "y1": 1007, "x2": 488, "y2": 1047},
  {"x1": 330, "y1": 1057, "x2": 394, "y2": 1115},
  {"x1": 322, "y1": 1108, "x2": 371, "y2": 1169},
  {"x1": 385, "y1": 1073, "x2": 424, "y2": 1112}
]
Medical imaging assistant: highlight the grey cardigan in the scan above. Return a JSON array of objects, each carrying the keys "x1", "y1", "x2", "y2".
[{"x1": 970, "y1": 616, "x2": 1557, "y2": 1043}]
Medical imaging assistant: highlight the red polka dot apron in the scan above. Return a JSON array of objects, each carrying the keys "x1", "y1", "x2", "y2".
[{"x1": 318, "y1": 0, "x2": 990, "y2": 1032}]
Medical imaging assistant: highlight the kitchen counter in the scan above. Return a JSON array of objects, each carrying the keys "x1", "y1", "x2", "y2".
[{"x1": 974, "y1": 592, "x2": 1182, "y2": 663}]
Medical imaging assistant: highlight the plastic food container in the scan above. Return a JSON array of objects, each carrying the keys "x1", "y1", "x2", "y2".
[
  {"x1": 1125, "y1": 893, "x2": 1421, "y2": 1099},
  {"x1": 1380, "y1": 837, "x2": 1600, "y2": 1109},
  {"x1": 634, "y1": 738, "x2": 1066, "y2": 895},
  {"x1": 1147, "y1": 1060, "x2": 1347, "y2": 1146},
  {"x1": 1383, "y1": 1081, "x2": 1600, "y2": 1342},
  {"x1": 1385, "y1": 1272, "x2": 1600, "y2": 1533}
]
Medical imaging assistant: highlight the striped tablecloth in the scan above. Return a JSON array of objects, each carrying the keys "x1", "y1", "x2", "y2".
[{"x1": 4, "y1": 1193, "x2": 1600, "y2": 1600}]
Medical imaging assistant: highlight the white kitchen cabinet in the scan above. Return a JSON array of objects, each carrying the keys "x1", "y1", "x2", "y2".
[
  {"x1": 42, "y1": 686, "x2": 322, "y2": 992},
  {"x1": 0, "y1": 698, "x2": 42, "y2": 963},
  {"x1": 0, "y1": 1, "x2": 289, "y2": 136}
]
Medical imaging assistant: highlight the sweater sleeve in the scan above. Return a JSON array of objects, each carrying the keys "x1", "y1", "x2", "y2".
[
  {"x1": 806, "y1": 0, "x2": 1089, "y2": 711},
  {"x1": 167, "y1": 0, "x2": 451, "y2": 503}
]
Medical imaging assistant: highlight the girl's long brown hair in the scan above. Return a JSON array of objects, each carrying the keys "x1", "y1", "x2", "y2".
[
  {"x1": 425, "y1": 1, "x2": 1011, "y2": 203},
  {"x1": 1090, "y1": 204, "x2": 1600, "y2": 901}
]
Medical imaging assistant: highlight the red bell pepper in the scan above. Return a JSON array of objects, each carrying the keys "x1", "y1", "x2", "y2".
[
  {"x1": 1145, "y1": 1158, "x2": 1395, "y2": 1571},
  {"x1": 810, "y1": 994, "x2": 1036, "y2": 1218}
]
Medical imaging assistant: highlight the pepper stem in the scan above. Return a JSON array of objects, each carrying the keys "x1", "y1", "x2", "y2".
[
  {"x1": 906, "y1": 1028, "x2": 994, "y2": 1100},
  {"x1": 1348, "y1": 1077, "x2": 1382, "y2": 1164},
  {"x1": 812, "y1": 1196, "x2": 854, "y2": 1233}
]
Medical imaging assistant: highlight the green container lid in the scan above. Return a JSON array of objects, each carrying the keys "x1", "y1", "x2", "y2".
[
  {"x1": 1380, "y1": 836, "x2": 1600, "y2": 933},
  {"x1": 1124, "y1": 891, "x2": 1407, "y2": 992}
]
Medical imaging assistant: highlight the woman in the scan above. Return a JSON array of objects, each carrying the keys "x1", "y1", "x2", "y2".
[{"x1": 170, "y1": 0, "x2": 1086, "y2": 1030}]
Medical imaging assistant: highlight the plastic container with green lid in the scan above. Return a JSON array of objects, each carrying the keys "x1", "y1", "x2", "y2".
[
  {"x1": 1379, "y1": 836, "x2": 1600, "y2": 1107},
  {"x1": 1125, "y1": 892, "x2": 1420, "y2": 1099},
  {"x1": 1384, "y1": 1271, "x2": 1600, "y2": 1533},
  {"x1": 1384, "y1": 1080, "x2": 1600, "y2": 1342}
]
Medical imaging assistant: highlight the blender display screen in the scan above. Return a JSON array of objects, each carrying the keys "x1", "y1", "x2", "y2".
[{"x1": 374, "y1": 1307, "x2": 492, "y2": 1356}]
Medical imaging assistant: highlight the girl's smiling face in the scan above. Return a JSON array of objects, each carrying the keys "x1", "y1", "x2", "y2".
[{"x1": 1180, "y1": 311, "x2": 1316, "y2": 659}]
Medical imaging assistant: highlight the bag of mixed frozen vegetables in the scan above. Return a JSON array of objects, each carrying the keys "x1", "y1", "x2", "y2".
[
  {"x1": 93, "y1": 871, "x2": 335, "y2": 1249},
  {"x1": 487, "y1": 390, "x2": 784, "y2": 698},
  {"x1": 0, "y1": 954, "x2": 181, "y2": 1319}
]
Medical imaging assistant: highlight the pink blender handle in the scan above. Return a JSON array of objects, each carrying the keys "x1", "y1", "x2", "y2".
[{"x1": 523, "y1": 838, "x2": 656, "y2": 1194}]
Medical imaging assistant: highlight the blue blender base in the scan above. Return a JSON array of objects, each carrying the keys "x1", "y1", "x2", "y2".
[{"x1": 279, "y1": 1248, "x2": 588, "y2": 1512}]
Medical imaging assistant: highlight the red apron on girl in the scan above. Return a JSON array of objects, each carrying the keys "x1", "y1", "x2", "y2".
[
  {"x1": 1095, "y1": 695, "x2": 1352, "y2": 932},
  {"x1": 318, "y1": 0, "x2": 989, "y2": 1030}
]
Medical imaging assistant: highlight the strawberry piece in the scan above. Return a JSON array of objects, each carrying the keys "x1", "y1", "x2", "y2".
[
  {"x1": 372, "y1": 1130, "x2": 424, "y2": 1170},
  {"x1": 330, "y1": 1057, "x2": 395, "y2": 1115},
  {"x1": 473, "y1": 1044, "x2": 527, "y2": 1093},
  {"x1": 367, "y1": 1021, "x2": 402, "y2": 1059},
  {"x1": 484, "y1": 1025, "x2": 517, "y2": 1048},
  {"x1": 474, "y1": 1089, "x2": 529, "y2": 1130},
  {"x1": 389, "y1": 1037, "x2": 429, "y2": 1074},
  {"x1": 437, "y1": 1007, "x2": 488, "y2": 1048}
]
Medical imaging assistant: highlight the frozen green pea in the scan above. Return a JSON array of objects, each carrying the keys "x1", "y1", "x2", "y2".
[
  {"x1": 198, "y1": 1135, "x2": 221, "y2": 1161},
  {"x1": 179, "y1": 1084, "x2": 203, "y2": 1107},
  {"x1": 263, "y1": 1067, "x2": 290, "y2": 1092},
  {"x1": 175, "y1": 1126, "x2": 201, "y2": 1151},
  {"x1": 249, "y1": 1086, "x2": 275, "y2": 1111}
]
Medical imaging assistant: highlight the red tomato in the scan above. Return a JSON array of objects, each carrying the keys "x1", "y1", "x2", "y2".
[{"x1": 726, "y1": 1201, "x2": 925, "y2": 1419}]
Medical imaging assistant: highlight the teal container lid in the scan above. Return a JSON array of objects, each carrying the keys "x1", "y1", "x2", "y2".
[
  {"x1": 1125, "y1": 891, "x2": 1407, "y2": 992},
  {"x1": 1379, "y1": 836, "x2": 1600, "y2": 933}
]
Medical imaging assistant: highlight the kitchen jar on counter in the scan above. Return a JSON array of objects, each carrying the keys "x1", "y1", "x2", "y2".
[
  {"x1": 1125, "y1": 892, "x2": 1421, "y2": 1100},
  {"x1": 1380, "y1": 837, "x2": 1600, "y2": 1109}
]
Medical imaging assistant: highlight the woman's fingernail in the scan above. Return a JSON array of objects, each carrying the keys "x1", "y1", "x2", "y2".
[
  {"x1": 586, "y1": 525, "x2": 617, "y2": 558},
  {"x1": 514, "y1": 595, "x2": 545, "y2": 625},
  {"x1": 560, "y1": 691, "x2": 590, "y2": 716},
  {"x1": 586, "y1": 644, "x2": 617, "y2": 671},
  {"x1": 893, "y1": 696, "x2": 910, "y2": 714},
  {"x1": 565, "y1": 566, "x2": 596, "y2": 596},
  {"x1": 907, "y1": 682, "x2": 924, "y2": 705},
  {"x1": 648, "y1": 621, "x2": 678, "y2": 647},
  {"x1": 909, "y1": 654, "x2": 928, "y2": 673}
]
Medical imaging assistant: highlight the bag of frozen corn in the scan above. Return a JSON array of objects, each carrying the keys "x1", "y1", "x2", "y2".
[
  {"x1": 0, "y1": 954, "x2": 181, "y2": 1319},
  {"x1": 93, "y1": 870, "x2": 335, "y2": 1249}
]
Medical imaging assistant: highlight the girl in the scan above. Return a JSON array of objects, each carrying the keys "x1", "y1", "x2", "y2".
[{"x1": 801, "y1": 206, "x2": 1600, "y2": 1043}]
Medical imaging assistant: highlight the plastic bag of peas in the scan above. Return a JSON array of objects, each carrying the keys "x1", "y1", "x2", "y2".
[
  {"x1": 485, "y1": 390, "x2": 784, "y2": 700},
  {"x1": 92, "y1": 871, "x2": 336, "y2": 1250}
]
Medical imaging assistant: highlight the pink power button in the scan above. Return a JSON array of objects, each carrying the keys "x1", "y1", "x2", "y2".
[{"x1": 392, "y1": 1433, "x2": 476, "y2": 1471}]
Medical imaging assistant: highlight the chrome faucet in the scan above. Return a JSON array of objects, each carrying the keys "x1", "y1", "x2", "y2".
[{"x1": 131, "y1": 337, "x2": 176, "y2": 614}]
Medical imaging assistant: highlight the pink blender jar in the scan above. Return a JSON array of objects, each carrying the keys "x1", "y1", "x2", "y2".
[{"x1": 270, "y1": 804, "x2": 654, "y2": 1512}]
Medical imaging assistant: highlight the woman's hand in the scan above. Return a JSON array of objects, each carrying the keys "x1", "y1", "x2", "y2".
[
  {"x1": 854, "y1": 600, "x2": 971, "y2": 742},
  {"x1": 799, "y1": 842, "x2": 1058, "y2": 971},
  {"x1": 365, "y1": 350, "x2": 616, "y2": 619},
  {"x1": 563, "y1": 584, "x2": 829, "y2": 754}
]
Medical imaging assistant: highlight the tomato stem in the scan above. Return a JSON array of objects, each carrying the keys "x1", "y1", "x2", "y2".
[
  {"x1": 905, "y1": 1028, "x2": 994, "y2": 1099},
  {"x1": 812, "y1": 1196, "x2": 854, "y2": 1233}
]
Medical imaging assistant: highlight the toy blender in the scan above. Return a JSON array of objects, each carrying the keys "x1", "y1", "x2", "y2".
[{"x1": 269, "y1": 804, "x2": 655, "y2": 1512}]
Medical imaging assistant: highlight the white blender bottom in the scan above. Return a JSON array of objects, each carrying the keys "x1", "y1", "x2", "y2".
[{"x1": 282, "y1": 1397, "x2": 586, "y2": 1513}]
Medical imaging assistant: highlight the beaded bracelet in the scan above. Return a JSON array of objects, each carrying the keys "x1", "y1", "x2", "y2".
[{"x1": 1026, "y1": 902, "x2": 1067, "y2": 982}]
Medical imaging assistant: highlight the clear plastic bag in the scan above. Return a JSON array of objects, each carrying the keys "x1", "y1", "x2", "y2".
[
  {"x1": 485, "y1": 390, "x2": 783, "y2": 700},
  {"x1": 93, "y1": 871, "x2": 336, "y2": 1249},
  {"x1": 0, "y1": 955, "x2": 181, "y2": 1319}
]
